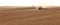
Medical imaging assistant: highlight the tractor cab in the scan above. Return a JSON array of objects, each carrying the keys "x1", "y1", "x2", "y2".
[{"x1": 38, "y1": 6, "x2": 42, "y2": 10}]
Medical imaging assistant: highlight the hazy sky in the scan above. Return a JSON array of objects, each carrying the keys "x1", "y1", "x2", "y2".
[{"x1": 0, "y1": 0, "x2": 60, "y2": 7}]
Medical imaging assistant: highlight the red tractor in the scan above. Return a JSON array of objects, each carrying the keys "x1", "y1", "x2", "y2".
[{"x1": 38, "y1": 6, "x2": 47, "y2": 10}]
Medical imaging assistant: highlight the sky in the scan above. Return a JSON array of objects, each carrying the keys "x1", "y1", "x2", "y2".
[{"x1": 0, "y1": 0, "x2": 60, "y2": 7}]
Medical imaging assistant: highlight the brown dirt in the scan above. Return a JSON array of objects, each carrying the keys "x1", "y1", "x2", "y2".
[
  {"x1": 0, "y1": 7, "x2": 60, "y2": 25},
  {"x1": 0, "y1": 7, "x2": 36, "y2": 11}
]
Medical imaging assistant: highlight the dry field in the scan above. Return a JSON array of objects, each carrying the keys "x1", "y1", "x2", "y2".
[
  {"x1": 0, "y1": 6, "x2": 36, "y2": 11},
  {"x1": 0, "y1": 7, "x2": 60, "y2": 25}
]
